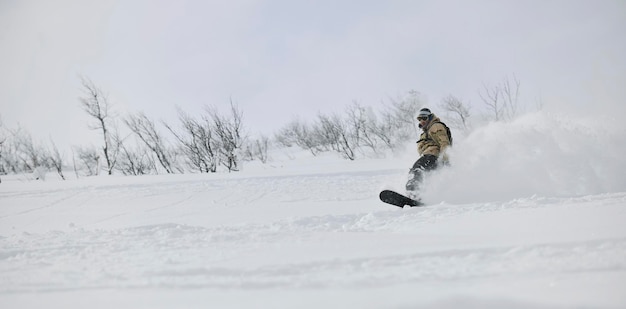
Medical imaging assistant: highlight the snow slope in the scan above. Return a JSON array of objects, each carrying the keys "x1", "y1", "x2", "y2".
[{"x1": 1, "y1": 111, "x2": 625, "y2": 308}]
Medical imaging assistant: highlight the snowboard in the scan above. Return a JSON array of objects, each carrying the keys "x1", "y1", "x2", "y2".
[{"x1": 379, "y1": 190, "x2": 423, "y2": 207}]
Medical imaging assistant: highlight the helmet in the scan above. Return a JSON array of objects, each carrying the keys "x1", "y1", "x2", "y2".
[{"x1": 417, "y1": 108, "x2": 432, "y2": 120}]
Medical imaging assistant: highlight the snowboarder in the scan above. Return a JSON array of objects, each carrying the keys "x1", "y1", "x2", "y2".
[{"x1": 405, "y1": 108, "x2": 452, "y2": 199}]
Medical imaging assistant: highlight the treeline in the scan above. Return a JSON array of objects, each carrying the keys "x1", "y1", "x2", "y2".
[
  {"x1": 274, "y1": 91, "x2": 423, "y2": 160},
  {"x1": 1, "y1": 75, "x2": 526, "y2": 182}
]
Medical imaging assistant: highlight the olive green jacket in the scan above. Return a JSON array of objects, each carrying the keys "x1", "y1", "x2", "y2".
[{"x1": 417, "y1": 115, "x2": 451, "y2": 160}]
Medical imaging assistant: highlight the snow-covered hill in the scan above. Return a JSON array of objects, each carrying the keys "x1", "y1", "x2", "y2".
[{"x1": 1, "y1": 111, "x2": 625, "y2": 308}]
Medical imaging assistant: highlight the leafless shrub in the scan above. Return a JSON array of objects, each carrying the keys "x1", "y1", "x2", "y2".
[
  {"x1": 205, "y1": 101, "x2": 246, "y2": 172},
  {"x1": 73, "y1": 146, "x2": 100, "y2": 177},
  {"x1": 273, "y1": 90, "x2": 426, "y2": 159},
  {"x1": 48, "y1": 139, "x2": 65, "y2": 180},
  {"x1": 12, "y1": 128, "x2": 48, "y2": 175},
  {"x1": 366, "y1": 112, "x2": 396, "y2": 151},
  {"x1": 164, "y1": 107, "x2": 218, "y2": 173},
  {"x1": 275, "y1": 119, "x2": 324, "y2": 156},
  {"x1": 383, "y1": 90, "x2": 423, "y2": 140},
  {"x1": 345, "y1": 102, "x2": 379, "y2": 154},
  {"x1": 439, "y1": 95, "x2": 471, "y2": 131},
  {"x1": 125, "y1": 112, "x2": 177, "y2": 174},
  {"x1": 79, "y1": 77, "x2": 120, "y2": 175},
  {"x1": 244, "y1": 135, "x2": 270, "y2": 164},
  {"x1": 116, "y1": 143, "x2": 154, "y2": 176},
  {"x1": 479, "y1": 75, "x2": 521, "y2": 122},
  {"x1": 315, "y1": 112, "x2": 356, "y2": 160}
]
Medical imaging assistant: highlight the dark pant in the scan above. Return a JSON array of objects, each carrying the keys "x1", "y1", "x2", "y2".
[{"x1": 405, "y1": 154, "x2": 438, "y2": 194}]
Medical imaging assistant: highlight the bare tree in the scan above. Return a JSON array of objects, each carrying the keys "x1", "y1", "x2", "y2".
[
  {"x1": 501, "y1": 75, "x2": 521, "y2": 120},
  {"x1": 373, "y1": 90, "x2": 426, "y2": 148},
  {"x1": 275, "y1": 119, "x2": 323, "y2": 156},
  {"x1": 79, "y1": 77, "x2": 120, "y2": 174},
  {"x1": 125, "y1": 112, "x2": 176, "y2": 174},
  {"x1": 206, "y1": 101, "x2": 246, "y2": 172},
  {"x1": 11, "y1": 128, "x2": 48, "y2": 176},
  {"x1": 243, "y1": 135, "x2": 270, "y2": 164},
  {"x1": 116, "y1": 143, "x2": 154, "y2": 175},
  {"x1": 0, "y1": 129, "x2": 19, "y2": 175},
  {"x1": 387, "y1": 90, "x2": 423, "y2": 136},
  {"x1": 479, "y1": 82, "x2": 503, "y2": 122},
  {"x1": 367, "y1": 113, "x2": 396, "y2": 150},
  {"x1": 316, "y1": 112, "x2": 356, "y2": 160},
  {"x1": 479, "y1": 75, "x2": 521, "y2": 122},
  {"x1": 164, "y1": 107, "x2": 218, "y2": 173},
  {"x1": 358, "y1": 90, "x2": 425, "y2": 151},
  {"x1": 276, "y1": 108, "x2": 372, "y2": 159},
  {"x1": 439, "y1": 95, "x2": 471, "y2": 131},
  {"x1": 73, "y1": 146, "x2": 100, "y2": 176},
  {"x1": 48, "y1": 139, "x2": 65, "y2": 180},
  {"x1": 274, "y1": 90, "x2": 426, "y2": 157},
  {"x1": 345, "y1": 102, "x2": 379, "y2": 154}
]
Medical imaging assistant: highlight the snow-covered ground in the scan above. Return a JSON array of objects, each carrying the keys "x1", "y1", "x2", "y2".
[{"x1": 1, "y1": 111, "x2": 625, "y2": 308}]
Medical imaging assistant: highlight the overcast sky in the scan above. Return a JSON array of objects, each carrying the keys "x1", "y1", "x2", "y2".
[{"x1": 1, "y1": 0, "x2": 625, "y2": 149}]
